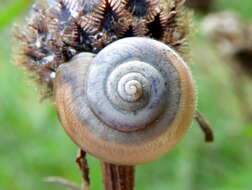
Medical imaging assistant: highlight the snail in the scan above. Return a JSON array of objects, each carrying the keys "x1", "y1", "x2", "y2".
[
  {"x1": 55, "y1": 37, "x2": 195, "y2": 165},
  {"x1": 14, "y1": 0, "x2": 202, "y2": 189}
]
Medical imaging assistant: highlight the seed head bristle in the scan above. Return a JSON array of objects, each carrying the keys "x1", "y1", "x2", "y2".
[{"x1": 14, "y1": 0, "x2": 191, "y2": 99}]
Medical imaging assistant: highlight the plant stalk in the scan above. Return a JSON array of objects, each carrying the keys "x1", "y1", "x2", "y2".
[{"x1": 101, "y1": 162, "x2": 135, "y2": 190}]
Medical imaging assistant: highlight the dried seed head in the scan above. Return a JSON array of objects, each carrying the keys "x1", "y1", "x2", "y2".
[{"x1": 14, "y1": 0, "x2": 191, "y2": 98}]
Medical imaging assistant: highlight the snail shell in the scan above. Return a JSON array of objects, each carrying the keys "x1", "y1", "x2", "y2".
[{"x1": 55, "y1": 37, "x2": 195, "y2": 165}]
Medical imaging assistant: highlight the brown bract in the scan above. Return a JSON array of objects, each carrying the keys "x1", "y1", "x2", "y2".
[{"x1": 14, "y1": 0, "x2": 191, "y2": 98}]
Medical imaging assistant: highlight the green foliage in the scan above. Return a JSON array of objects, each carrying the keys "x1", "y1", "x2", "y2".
[
  {"x1": 1, "y1": 0, "x2": 252, "y2": 190},
  {"x1": 215, "y1": 0, "x2": 252, "y2": 20},
  {"x1": 0, "y1": 0, "x2": 30, "y2": 28}
]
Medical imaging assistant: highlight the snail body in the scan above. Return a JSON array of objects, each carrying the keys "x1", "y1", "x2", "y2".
[{"x1": 55, "y1": 37, "x2": 195, "y2": 165}]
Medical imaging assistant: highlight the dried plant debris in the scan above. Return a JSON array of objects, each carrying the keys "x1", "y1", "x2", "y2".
[
  {"x1": 185, "y1": 0, "x2": 213, "y2": 14},
  {"x1": 14, "y1": 0, "x2": 191, "y2": 98},
  {"x1": 202, "y1": 12, "x2": 252, "y2": 77},
  {"x1": 76, "y1": 149, "x2": 90, "y2": 190},
  {"x1": 45, "y1": 177, "x2": 81, "y2": 190},
  {"x1": 194, "y1": 111, "x2": 214, "y2": 142}
]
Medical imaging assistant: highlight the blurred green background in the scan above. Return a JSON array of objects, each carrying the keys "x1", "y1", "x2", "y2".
[{"x1": 1, "y1": 0, "x2": 252, "y2": 190}]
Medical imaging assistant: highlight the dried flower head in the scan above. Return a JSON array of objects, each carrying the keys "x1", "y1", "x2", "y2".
[{"x1": 14, "y1": 0, "x2": 191, "y2": 98}]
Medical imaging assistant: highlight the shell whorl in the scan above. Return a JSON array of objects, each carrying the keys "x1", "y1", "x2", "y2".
[
  {"x1": 55, "y1": 37, "x2": 195, "y2": 165},
  {"x1": 86, "y1": 38, "x2": 181, "y2": 132}
]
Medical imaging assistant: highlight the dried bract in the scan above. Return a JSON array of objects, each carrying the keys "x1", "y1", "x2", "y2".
[{"x1": 14, "y1": 0, "x2": 191, "y2": 98}]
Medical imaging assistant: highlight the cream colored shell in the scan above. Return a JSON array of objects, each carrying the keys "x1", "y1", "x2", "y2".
[{"x1": 55, "y1": 37, "x2": 195, "y2": 165}]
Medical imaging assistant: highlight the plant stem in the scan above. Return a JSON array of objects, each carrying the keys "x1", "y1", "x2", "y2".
[{"x1": 101, "y1": 162, "x2": 135, "y2": 190}]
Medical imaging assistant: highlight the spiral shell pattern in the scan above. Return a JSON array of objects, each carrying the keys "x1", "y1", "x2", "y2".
[
  {"x1": 55, "y1": 37, "x2": 195, "y2": 165},
  {"x1": 86, "y1": 38, "x2": 181, "y2": 132}
]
